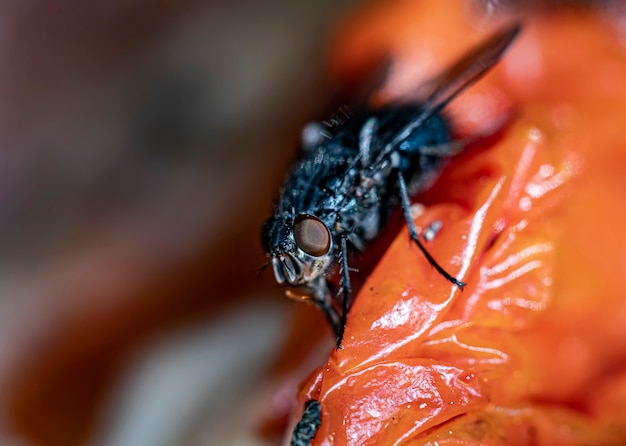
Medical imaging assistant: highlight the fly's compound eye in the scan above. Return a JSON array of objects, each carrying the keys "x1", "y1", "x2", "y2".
[{"x1": 293, "y1": 215, "x2": 331, "y2": 257}]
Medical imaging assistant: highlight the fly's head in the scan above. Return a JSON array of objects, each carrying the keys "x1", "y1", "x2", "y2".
[{"x1": 262, "y1": 212, "x2": 334, "y2": 288}]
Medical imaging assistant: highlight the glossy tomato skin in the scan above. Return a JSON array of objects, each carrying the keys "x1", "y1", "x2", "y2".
[{"x1": 286, "y1": 1, "x2": 626, "y2": 445}]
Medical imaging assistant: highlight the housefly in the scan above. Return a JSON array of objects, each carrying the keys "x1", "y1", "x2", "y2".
[{"x1": 262, "y1": 24, "x2": 521, "y2": 348}]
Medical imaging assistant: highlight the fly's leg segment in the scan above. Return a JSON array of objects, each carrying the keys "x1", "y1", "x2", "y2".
[
  {"x1": 306, "y1": 278, "x2": 341, "y2": 338},
  {"x1": 397, "y1": 172, "x2": 465, "y2": 289},
  {"x1": 317, "y1": 296, "x2": 341, "y2": 340},
  {"x1": 336, "y1": 234, "x2": 351, "y2": 349}
]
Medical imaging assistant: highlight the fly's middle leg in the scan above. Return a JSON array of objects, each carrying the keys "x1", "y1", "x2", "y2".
[{"x1": 397, "y1": 172, "x2": 465, "y2": 289}]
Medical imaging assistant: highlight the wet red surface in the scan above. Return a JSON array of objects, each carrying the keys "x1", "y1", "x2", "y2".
[{"x1": 288, "y1": 1, "x2": 626, "y2": 444}]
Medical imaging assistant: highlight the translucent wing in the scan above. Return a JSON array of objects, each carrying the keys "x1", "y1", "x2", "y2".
[
  {"x1": 419, "y1": 24, "x2": 520, "y2": 121},
  {"x1": 374, "y1": 23, "x2": 521, "y2": 164}
]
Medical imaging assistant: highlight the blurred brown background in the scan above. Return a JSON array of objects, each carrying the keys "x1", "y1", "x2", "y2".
[{"x1": 0, "y1": 1, "x2": 362, "y2": 445}]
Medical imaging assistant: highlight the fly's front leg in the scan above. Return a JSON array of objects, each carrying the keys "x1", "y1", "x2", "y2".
[
  {"x1": 397, "y1": 172, "x2": 465, "y2": 289},
  {"x1": 336, "y1": 234, "x2": 351, "y2": 350},
  {"x1": 301, "y1": 277, "x2": 341, "y2": 338}
]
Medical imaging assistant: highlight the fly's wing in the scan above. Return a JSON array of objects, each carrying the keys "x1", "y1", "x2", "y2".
[
  {"x1": 372, "y1": 23, "x2": 522, "y2": 166},
  {"x1": 415, "y1": 24, "x2": 521, "y2": 125}
]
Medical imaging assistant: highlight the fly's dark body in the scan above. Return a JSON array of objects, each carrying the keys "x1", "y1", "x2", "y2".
[
  {"x1": 291, "y1": 400, "x2": 322, "y2": 446},
  {"x1": 264, "y1": 107, "x2": 450, "y2": 256},
  {"x1": 262, "y1": 108, "x2": 453, "y2": 331},
  {"x1": 262, "y1": 24, "x2": 521, "y2": 348}
]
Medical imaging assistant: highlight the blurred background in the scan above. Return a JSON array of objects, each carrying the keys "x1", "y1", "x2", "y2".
[{"x1": 0, "y1": 1, "x2": 363, "y2": 445}]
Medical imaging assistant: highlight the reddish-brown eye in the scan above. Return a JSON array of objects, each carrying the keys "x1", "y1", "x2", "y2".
[{"x1": 293, "y1": 215, "x2": 331, "y2": 257}]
